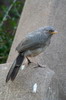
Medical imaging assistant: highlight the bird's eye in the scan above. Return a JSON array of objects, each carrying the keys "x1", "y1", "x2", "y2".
[{"x1": 49, "y1": 30, "x2": 54, "y2": 32}]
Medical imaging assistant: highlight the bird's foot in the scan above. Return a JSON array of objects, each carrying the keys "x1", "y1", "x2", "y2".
[
  {"x1": 27, "y1": 57, "x2": 32, "y2": 65},
  {"x1": 34, "y1": 63, "x2": 46, "y2": 68},
  {"x1": 26, "y1": 57, "x2": 46, "y2": 68}
]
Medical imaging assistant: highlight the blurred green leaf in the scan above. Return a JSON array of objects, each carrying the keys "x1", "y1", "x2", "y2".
[{"x1": 0, "y1": 0, "x2": 25, "y2": 63}]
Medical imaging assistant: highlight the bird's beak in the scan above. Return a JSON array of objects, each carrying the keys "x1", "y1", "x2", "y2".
[{"x1": 51, "y1": 30, "x2": 58, "y2": 34}]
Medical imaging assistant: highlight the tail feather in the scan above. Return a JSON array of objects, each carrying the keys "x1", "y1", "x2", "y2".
[
  {"x1": 10, "y1": 66, "x2": 20, "y2": 81},
  {"x1": 6, "y1": 54, "x2": 24, "y2": 82}
]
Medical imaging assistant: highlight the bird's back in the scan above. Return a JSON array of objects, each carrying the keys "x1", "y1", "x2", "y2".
[{"x1": 16, "y1": 27, "x2": 51, "y2": 53}]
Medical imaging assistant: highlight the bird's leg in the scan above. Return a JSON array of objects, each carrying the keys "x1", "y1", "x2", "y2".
[
  {"x1": 26, "y1": 57, "x2": 46, "y2": 68},
  {"x1": 27, "y1": 57, "x2": 32, "y2": 65}
]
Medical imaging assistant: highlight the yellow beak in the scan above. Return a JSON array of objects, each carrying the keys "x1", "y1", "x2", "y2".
[{"x1": 51, "y1": 30, "x2": 58, "y2": 34}]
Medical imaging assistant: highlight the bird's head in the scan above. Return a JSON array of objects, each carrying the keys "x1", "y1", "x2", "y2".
[{"x1": 44, "y1": 26, "x2": 58, "y2": 35}]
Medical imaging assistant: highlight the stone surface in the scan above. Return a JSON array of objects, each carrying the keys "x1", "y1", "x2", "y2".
[
  {"x1": 7, "y1": 0, "x2": 66, "y2": 97},
  {"x1": 0, "y1": 63, "x2": 62, "y2": 100}
]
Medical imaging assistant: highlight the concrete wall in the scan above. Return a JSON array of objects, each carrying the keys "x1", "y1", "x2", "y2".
[
  {"x1": 7, "y1": 0, "x2": 66, "y2": 98},
  {"x1": 0, "y1": 63, "x2": 62, "y2": 100},
  {"x1": 7, "y1": 0, "x2": 54, "y2": 62}
]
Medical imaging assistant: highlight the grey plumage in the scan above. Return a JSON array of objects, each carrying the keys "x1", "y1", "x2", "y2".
[
  {"x1": 6, "y1": 26, "x2": 57, "y2": 82},
  {"x1": 16, "y1": 27, "x2": 52, "y2": 54},
  {"x1": 6, "y1": 54, "x2": 24, "y2": 82}
]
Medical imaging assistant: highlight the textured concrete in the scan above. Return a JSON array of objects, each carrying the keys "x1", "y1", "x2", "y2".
[
  {"x1": 7, "y1": 0, "x2": 66, "y2": 98},
  {"x1": 7, "y1": 0, "x2": 54, "y2": 62},
  {"x1": 0, "y1": 63, "x2": 62, "y2": 100}
]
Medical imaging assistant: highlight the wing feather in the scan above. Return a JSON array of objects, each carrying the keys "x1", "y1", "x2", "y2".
[{"x1": 16, "y1": 29, "x2": 50, "y2": 53}]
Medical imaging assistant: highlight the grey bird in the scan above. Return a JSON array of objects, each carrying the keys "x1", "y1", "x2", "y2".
[{"x1": 6, "y1": 26, "x2": 58, "y2": 82}]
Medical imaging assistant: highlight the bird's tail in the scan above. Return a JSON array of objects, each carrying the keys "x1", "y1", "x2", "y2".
[{"x1": 6, "y1": 54, "x2": 24, "y2": 82}]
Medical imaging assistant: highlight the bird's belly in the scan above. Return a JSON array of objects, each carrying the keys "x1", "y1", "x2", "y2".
[{"x1": 24, "y1": 47, "x2": 47, "y2": 57}]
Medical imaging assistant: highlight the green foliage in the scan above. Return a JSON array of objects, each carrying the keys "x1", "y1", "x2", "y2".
[{"x1": 0, "y1": 0, "x2": 25, "y2": 63}]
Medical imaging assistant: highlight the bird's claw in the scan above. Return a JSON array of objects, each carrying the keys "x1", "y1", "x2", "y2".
[{"x1": 34, "y1": 64, "x2": 46, "y2": 68}]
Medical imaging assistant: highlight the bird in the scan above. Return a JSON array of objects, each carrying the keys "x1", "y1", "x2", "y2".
[{"x1": 6, "y1": 26, "x2": 58, "y2": 82}]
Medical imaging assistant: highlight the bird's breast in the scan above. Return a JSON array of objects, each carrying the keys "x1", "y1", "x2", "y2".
[{"x1": 24, "y1": 46, "x2": 47, "y2": 57}]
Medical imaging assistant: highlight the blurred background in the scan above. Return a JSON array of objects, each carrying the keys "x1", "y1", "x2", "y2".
[{"x1": 0, "y1": 0, "x2": 25, "y2": 64}]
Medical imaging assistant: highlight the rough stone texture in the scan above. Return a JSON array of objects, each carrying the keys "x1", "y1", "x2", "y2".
[
  {"x1": 7, "y1": 0, "x2": 66, "y2": 99},
  {"x1": 0, "y1": 63, "x2": 62, "y2": 100}
]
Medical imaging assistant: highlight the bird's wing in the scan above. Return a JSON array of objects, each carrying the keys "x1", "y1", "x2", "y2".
[{"x1": 16, "y1": 31, "x2": 49, "y2": 53}]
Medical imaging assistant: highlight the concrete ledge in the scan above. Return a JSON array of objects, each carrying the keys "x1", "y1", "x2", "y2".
[
  {"x1": 6, "y1": 0, "x2": 66, "y2": 99},
  {"x1": 0, "y1": 63, "x2": 64, "y2": 100},
  {"x1": 7, "y1": 0, "x2": 66, "y2": 96}
]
